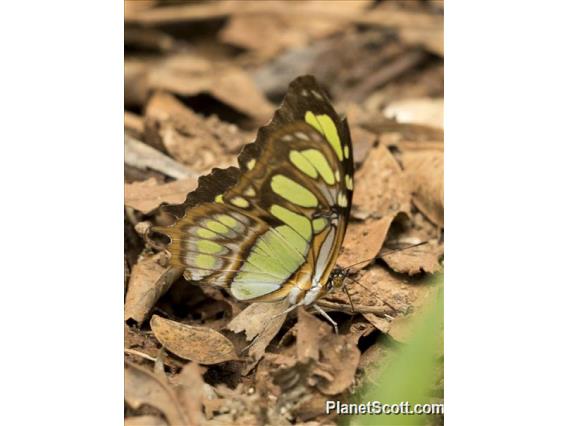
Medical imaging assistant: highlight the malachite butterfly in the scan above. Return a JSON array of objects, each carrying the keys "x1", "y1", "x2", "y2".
[{"x1": 153, "y1": 75, "x2": 354, "y2": 312}]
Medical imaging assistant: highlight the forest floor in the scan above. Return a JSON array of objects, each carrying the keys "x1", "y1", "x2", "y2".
[{"x1": 124, "y1": 1, "x2": 444, "y2": 425}]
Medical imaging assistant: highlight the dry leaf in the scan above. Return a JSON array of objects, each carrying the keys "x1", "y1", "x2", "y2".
[
  {"x1": 124, "y1": 177, "x2": 197, "y2": 214},
  {"x1": 124, "y1": 0, "x2": 157, "y2": 21},
  {"x1": 362, "y1": 312, "x2": 391, "y2": 334},
  {"x1": 402, "y1": 151, "x2": 444, "y2": 227},
  {"x1": 150, "y1": 315, "x2": 238, "y2": 365},
  {"x1": 227, "y1": 300, "x2": 289, "y2": 371},
  {"x1": 125, "y1": 111, "x2": 145, "y2": 139},
  {"x1": 384, "y1": 98, "x2": 444, "y2": 129},
  {"x1": 220, "y1": 0, "x2": 372, "y2": 60},
  {"x1": 356, "y1": 265, "x2": 439, "y2": 315},
  {"x1": 382, "y1": 241, "x2": 443, "y2": 275},
  {"x1": 125, "y1": 361, "x2": 192, "y2": 426},
  {"x1": 350, "y1": 126, "x2": 377, "y2": 164},
  {"x1": 124, "y1": 253, "x2": 183, "y2": 324},
  {"x1": 172, "y1": 362, "x2": 206, "y2": 426},
  {"x1": 364, "y1": 3, "x2": 444, "y2": 56},
  {"x1": 144, "y1": 92, "x2": 248, "y2": 173},
  {"x1": 124, "y1": 0, "x2": 233, "y2": 25},
  {"x1": 352, "y1": 144, "x2": 412, "y2": 219},
  {"x1": 146, "y1": 54, "x2": 273, "y2": 122},
  {"x1": 315, "y1": 332, "x2": 360, "y2": 395},
  {"x1": 337, "y1": 216, "x2": 394, "y2": 271},
  {"x1": 296, "y1": 309, "x2": 328, "y2": 362},
  {"x1": 125, "y1": 58, "x2": 153, "y2": 108},
  {"x1": 124, "y1": 416, "x2": 168, "y2": 426}
]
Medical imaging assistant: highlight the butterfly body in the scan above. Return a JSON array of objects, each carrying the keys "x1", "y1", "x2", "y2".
[{"x1": 154, "y1": 76, "x2": 353, "y2": 308}]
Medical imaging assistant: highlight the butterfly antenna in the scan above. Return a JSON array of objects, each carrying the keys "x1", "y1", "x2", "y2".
[{"x1": 343, "y1": 241, "x2": 430, "y2": 269}]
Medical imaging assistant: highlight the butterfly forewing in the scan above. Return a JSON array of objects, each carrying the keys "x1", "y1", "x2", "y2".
[{"x1": 154, "y1": 76, "x2": 354, "y2": 305}]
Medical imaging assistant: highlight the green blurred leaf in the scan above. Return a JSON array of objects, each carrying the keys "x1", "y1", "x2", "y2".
[{"x1": 351, "y1": 272, "x2": 444, "y2": 426}]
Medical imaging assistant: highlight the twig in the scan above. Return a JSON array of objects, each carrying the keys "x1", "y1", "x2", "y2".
[
  {"x1": 317, "y1": 300, "x2": 394, "y2": 315},
  {"x1": 125, "y1": 134, "x2": 198, "y2": 180},
  {"x1": 347, "y1": 50, "x2": 428, "y2": 102},
  {"x1": 124, "y1": 348, "x2": 157, "y2": 363}
]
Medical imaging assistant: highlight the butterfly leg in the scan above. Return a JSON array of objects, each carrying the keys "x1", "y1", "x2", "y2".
[{"x1": 313, "y1": 304, "x2": 338, "y2": 334}]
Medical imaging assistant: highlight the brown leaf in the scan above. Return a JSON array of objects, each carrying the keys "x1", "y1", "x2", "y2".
[
  {"x1": 125, "y1": 361, "x2": 192, "y2": 426},
  {"x1": 125, "y1": 253, "x2": 183, "y2": 324},
  {"x1": 315, "y1": 333, "x2": 360, "y2": 395},
  {"x1": 337, "y1": 216, "x2": 394, "y2": 270},
  {"x1": 356, "y1": 265, "x2": 438, "y2": 315},
  {"x1": 124, "y1": 416, "x2": 168, "y2": 426},
  {"x1": 146, "y1": 54, "x2": 274, "y2": 121},
  {"x1": 124, "y1": 177, "x2": 197, "y2": 214},
  {"x1": 125, "y1": 111, "x2": 145, "y2": 139},
  {"x1": 226, "y1": 300, "x2": 289, "y2": 371},
  {"x1": 172, "y1": 363, "x2": 206, "y2": 426},
  {"x1": 384, "y1": 98, "x2": 444, "y2": 129},
  {"x1": 220, "y1": 1, "x2": 373, "y2": 60},
  {"x1": 150, "y1": 315, "x2": 238, "y2": 365},
  {"x1": 350, "y1": 126, "x2": 378, "y2": 165},
  {"x1": 362, "y1": 313, "x2": 391, "y2": 334},
  {"x1": 125, "y1": 58, "x2": 154, "y2": 108},
  {"x1": 352, "y1": 144, "x2": 412, "y2": 219},
  {"x1": 364, "y1": 3, "x2": 444, "y2": 56},
  {"x1": 382, "y1": 241, "x2": 443, "y2": 275},
  {"x1": 296, "y1": 309, "x2": 329, "y2": 362},
  {"x1": 402, "y1": 150, "x2": 444, "y2": 227},
  {"x1": 144, "y1": 92, "x2": 249, "y2": 173}
]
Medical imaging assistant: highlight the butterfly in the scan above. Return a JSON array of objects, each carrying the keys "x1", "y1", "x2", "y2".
[{"x1": 153, "y1": 75, "x2": 354, "y2": 327}]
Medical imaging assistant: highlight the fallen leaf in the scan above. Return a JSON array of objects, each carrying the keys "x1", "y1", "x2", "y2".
[
  {"x1": 337, "y1": 216, "x2": 394, "y2": 271},
  {"x1": 355, "y1": 265, "x2": 438, "y2": 315},
  {"x1": 150, "y1": 315, "x2": 239, "y2": 365},
  {"x1": 125, "y1": 58, "x2": 154, "y2": 108},
  {"x1": 220, "y1": 0, "x2": 372, "y2": 60},
  {"x1": 171, "y1": 362, "x2": 206, "y2": 426},
  {"x1": 364, "y1": 3, "x2": 444, "y2": 56},
  {"x1": 125, "y1": 361, "x2": 192, "y2": 426},
  {"x1": 125, "y1": 111, "x2": 145, "y2": 139},
  {"x1": 125, "y1": 177, "x2": 197, "y2": 214},
  {"x1": 402, "y1": 150, "x2": 444, "y2": 227},
  {"x1": 124, "y1": 0, "x2": 233, "y2": 25},
  {"x1": 296, "y1": 308, "x2": 328, "y2": 362},
  {"x1": 350, "y1": 126, "x2": 377, "y2": 165},
  {"x1": 384, "y1": 97, "x2": 444, "y2": 129},
  {"x1": 362, "y1": 313, "x2": 391, "y2": 334},
  {"x1": 315, "y1": 333, "x2": 360, "y2": 395},
  {"x1": 226, "y1": 300, "x2": 289, "y2": 372},
  {"x1": 381, "y1": 241, "x2": 444, "y2": 275},
  {"x1": 352, "y1": 143, "x2": 412, "y2": 219},
  {"x1": 124, "y1": 253, "x2": 183, "y2": 324},
  {"x1": 144, "y1": 92, "x2": 249, "y2": 173},
  {"x1": 124, "y1": 416, "x2": 168, "y2": 426},
  {"x1": 146, "y1": 54, "x2": 274, "y2": 122},
  {"x1": 125, "y1": 324, "x2": 185, "y2": 371},
  {"x1": 124, "y1": 0, "x2": 157, "y2": 21}
]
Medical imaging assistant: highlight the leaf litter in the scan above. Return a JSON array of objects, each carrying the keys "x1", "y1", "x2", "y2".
[{"x1": 124, "y1": 1, "x2": 444, "y2": 424}]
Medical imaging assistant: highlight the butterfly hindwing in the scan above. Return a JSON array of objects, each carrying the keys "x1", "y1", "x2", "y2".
[{"x1": 154, "y1": 75, "x2": 354, "y2": 304}]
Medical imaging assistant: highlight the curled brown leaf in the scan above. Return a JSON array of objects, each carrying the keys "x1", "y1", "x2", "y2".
[
  {"x1": 124, "y1": 253, "x2": 183, "y2": 324},
  {"x1": 402, "y1": 150, "x2": 444, "y2": 227},
  {"x1": 150, "y1": 315, "x2": 239, "y2": 365}
]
